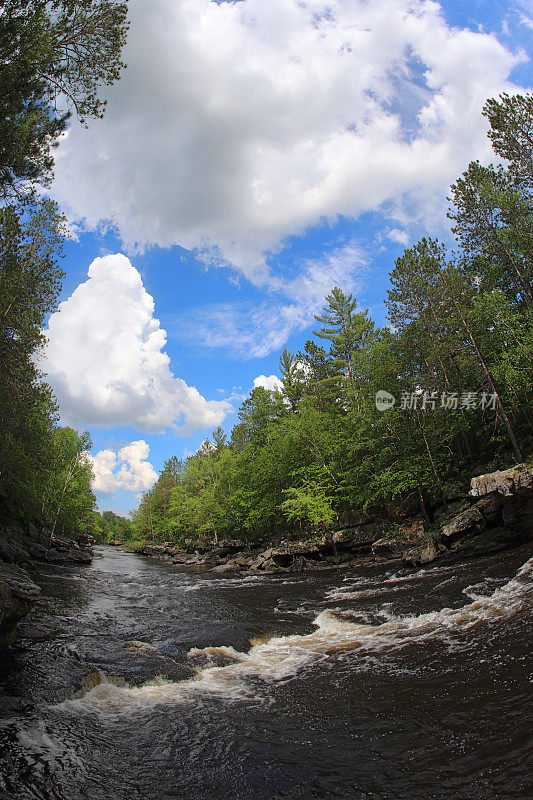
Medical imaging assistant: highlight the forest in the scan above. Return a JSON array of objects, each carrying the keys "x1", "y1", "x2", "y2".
[
  {"x1": 131, "y1": 93, "x2": 533, "y2": 548},
  {"x1": 0, "y1": 0, "x2": 129, "y2": 540}
]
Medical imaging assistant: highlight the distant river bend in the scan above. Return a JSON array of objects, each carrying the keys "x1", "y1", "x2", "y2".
[{"x1": 0, "y1": 544, "x2": 531, "y2": 799}]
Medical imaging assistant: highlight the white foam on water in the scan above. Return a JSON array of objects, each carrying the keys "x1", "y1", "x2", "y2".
[
  {"x1": 182, "y1": 575, "x2": 307, "y2": 593},
  {"x1": 325, "y1": 585, "x2": 415, "y2": 601},
  {"x1": 462, "y1": 577, "x2": 506, "y2": 600},
  {"x1": 326, "y1": 568, "x2": 436, "y2": 600},
  {"x1": 274, "y1": 607, "x2": 318, "y2": 616},
  {"x1": 55, "y1": 556, "x2": 533, "y2": 714},
  {"x1": 182, "y1": 575, "x2": 274, "y2": 592}
]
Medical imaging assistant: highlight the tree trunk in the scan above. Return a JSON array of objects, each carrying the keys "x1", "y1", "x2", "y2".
[
  {"x1": 448, "y1": 293, "x2": 523, "y2": 461},
  {"x1": 416, "y1": 410, "x2": 449, "y2": 513}
]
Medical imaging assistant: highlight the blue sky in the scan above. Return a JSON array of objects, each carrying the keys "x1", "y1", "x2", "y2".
[{"x1": 39, "y1": 0, "x2": 533, "y2": 515}]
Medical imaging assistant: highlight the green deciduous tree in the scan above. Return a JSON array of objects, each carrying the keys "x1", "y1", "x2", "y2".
[
  {"x1": 281, "y1": 481, "x2": 335, "y2": 530},
  {"x1": 0, "y1": 199, "x2": 66, "y2": 517},
  {"x1": 41, "y1": 427, "x2": 95, "y2": 538}
]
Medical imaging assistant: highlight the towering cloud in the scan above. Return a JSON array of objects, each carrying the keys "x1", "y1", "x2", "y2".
[{"x1": 39, "y1": 254, "x2": 230, "y2": 432}]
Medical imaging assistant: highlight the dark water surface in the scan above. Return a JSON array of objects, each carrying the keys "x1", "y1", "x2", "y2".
[{"x1": 0, "y1": 544, "x2": 531, "y2": 799}]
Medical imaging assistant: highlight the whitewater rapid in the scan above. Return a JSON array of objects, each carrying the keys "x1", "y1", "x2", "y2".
[{"x1": 56, "y1": 555, "x2": 533, "y2": 713}]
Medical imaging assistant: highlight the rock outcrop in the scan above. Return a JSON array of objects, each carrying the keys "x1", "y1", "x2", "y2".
[
  {"x1": 403, "y1": 537, "x2": 438, "y2": 566},
  {"x1": 0, "y1": 521, "x2": 95, "y2": 641},
  {"x1": 469, "y1": 464, "x2": 533, "y2": 498},
  {"x1": 437, "y1": 463, "x2": 533, "y2": 554},
  {"x1": 440, "y1": 507, "x2": 486, "y2": 541},
  {"x1": 371, "y1": 520, "x2": 438, "y2": 565},
  {"x1": 468, "y1": 464, "x2": 533, "y2": 536},
  {"x1": 0, "y1": 563, "x2": 41, "y2": 636},
  {"x1": 136, "y1": 464, "x2": 532, "y2": 576}
]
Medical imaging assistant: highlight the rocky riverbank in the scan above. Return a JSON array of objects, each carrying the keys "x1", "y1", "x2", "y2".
[
  {"x1": 0, "y1": 522, "x2": 94, "y2": 639},
  {"x1": 136, "y1": 464, "x2": 533, "y2": 575}
]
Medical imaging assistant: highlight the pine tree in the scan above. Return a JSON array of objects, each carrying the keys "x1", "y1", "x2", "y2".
[
  {"x1": 313, "y1": 287, "x2": 376, "y2": 406},
  {"x1": 279, "y1": 348, "x2": 304, "y2": 411},
  {"x1": 449, "y1": 162, "x2": 533, "y2": 304},
  {"x1": 484, "y1": 92, "x2": 533, "y2": 192},
  {"x1": 0, "y1": 0, "x2": 129, "y2": 200}
]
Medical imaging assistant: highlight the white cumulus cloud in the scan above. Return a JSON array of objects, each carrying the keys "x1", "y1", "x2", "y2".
[
  {"x1": 387, "y1": 228, "x2": 409, "y2": 245},
  {"x1": 253, "y1": 374, "x2": 283, "y2": 393},
  {"x1": 51, "y1": 0, "x2": 525, "y2": 280},
  {"x1": 38, "y1": 254, "x2": 231, "y2": 432},
  {"x1": 89, "y1": 440, "x2": 158, "y2": 494}
]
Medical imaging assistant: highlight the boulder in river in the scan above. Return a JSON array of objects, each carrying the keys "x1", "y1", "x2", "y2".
[{"x1": 211, "y1": 563, "x2": 238, "y2": 573}]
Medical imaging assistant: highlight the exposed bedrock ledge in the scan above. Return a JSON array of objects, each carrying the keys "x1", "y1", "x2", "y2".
[
  {"x1": 0, "y1": 523, "x2": 95, "y2": 567},
  {"x1": 0, "y1": 563, "x2": 41, "y2": 638},
  {"x1": 0, "y1": 522, "x2": 95, "y2": 641},
  {"x1": 137, "y1": 464, "x2": 533, "y2": 575},
  {"x1": 440, "y1": 506, "x2": 487, "y2": 542},
  {"x1": 441, "y1": 464, "x2": 533, "y2": 541},
  {"x1": 469, "y1": 463, "x2": 533, "y2": 498},
  {"x1": 376, "y1": 464, "x2": 533, "y2": 566},
  {"x1": 437, "y1": 464, "x2": 533, "y2": 557}
]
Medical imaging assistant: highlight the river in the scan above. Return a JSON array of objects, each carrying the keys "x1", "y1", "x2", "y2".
[{"x1": 0, "y1": 544, "x2": 531, "y2": 799}]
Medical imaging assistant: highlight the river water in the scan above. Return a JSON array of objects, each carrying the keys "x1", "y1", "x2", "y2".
[{"x1": 0, "y1": 544, "x2": 531, "y2": 799}]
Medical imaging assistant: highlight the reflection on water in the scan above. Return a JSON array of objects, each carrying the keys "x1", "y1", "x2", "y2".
[{"x1": 0, "y1": 544, "x2": 531, "y2": 799}]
